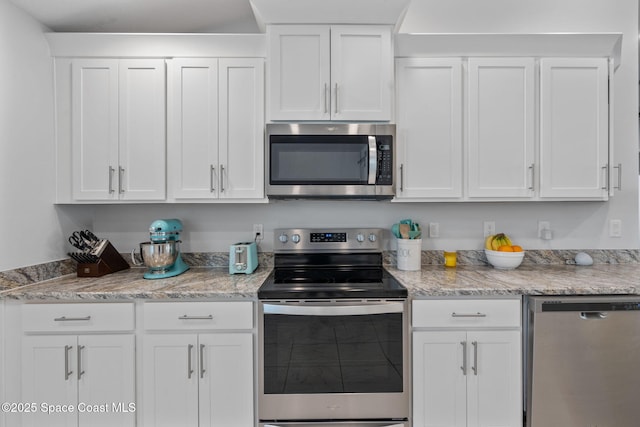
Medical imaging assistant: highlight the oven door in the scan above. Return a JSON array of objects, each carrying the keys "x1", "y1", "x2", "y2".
[{"x1": 258, "y1": 300, "x2": 409, "y2": 422}]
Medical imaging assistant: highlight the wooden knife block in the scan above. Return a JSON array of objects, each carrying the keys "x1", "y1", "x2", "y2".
[{"x1": 77, "y1": 240, "x2": 130, "y2": 277}]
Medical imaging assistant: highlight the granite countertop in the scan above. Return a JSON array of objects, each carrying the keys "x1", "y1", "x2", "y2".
[
  {"x1": 2, "y1": 261, "x2": 640, "y2": 300},
  {"x1": 0, "y1": 266, "x2": 271, "y2": 300},
  {"x1": 387, "y1": 263, "x2": 640, "y2": 297}
]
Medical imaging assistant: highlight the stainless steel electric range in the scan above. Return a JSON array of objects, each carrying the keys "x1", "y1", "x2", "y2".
[{"x1": 257, "y1": 228, "x2": 409, "y2": 427}]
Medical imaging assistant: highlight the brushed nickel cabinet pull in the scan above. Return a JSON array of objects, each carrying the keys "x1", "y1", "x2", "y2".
[
  {"x1": 64, "y1": 345, "x2": 73, "y2": 380},
  {"x1": 460, "y1": 341, "x2": 467, "y2": 375},
  {"x1": 528, "y1": 164, "x2": 535, "y2": 190},
  {"x1": 210, "y1": 165, "x2": 216, "y2": 192},
  {"x1": 614, "y1": 163, "x2": 622, "y2": 190},
  {"x1": 451, "y1": 312, "x2": 487, "y2": 318},
  {"x1": 78, "y1": 345, "x2": 85, "y2": 380},
  {"x1": 199, "y1": 344, "x2": 206, "y2": 379},
  {"x1": 220, "y1": 165, "x2": 225, "y2": 193},
  {"x1": 108, "y1": 166, "x2": 115, "y2": 194},
  {"x1": 187, "y1": 344, "x2": 194, "y2": 379},
  {"x1": 118, "y1": 166, "x2": 125, "y2": 194},
  {"x1": 400, "y1": 164, "x2": 404, "y2": 193},
  {"x1": 472, "y1": 341, "x2": 478, "y2": 375},
  {"x1": 54, "y1": 316, "x2": 92, "y2": 322},
  {"x1": 178, "y1": 315, "x2": 213, "y2": 320},
  {"x1": 334, "y1": 83, "x2": 339, "y2": 114},
  {"x1": 601, "y1": 165, "x2": 609, "y2": 190}
]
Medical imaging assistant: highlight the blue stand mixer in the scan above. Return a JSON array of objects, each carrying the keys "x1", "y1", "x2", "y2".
[{"x1": 134, "y1": 219, "x2": 190, "y2": 279}]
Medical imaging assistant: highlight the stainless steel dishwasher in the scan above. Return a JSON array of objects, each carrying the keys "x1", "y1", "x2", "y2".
[{"x1": 526, "y1": 296, "x2": 640, "y2": 427}]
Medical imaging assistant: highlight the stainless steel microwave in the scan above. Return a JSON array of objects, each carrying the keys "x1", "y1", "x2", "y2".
[{"x1": 266, "y1": 123, "x2": 395, "y2": 200}]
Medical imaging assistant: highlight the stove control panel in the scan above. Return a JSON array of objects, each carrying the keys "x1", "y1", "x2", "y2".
[{"x1": 274, "y1": 228, "x2": 384, "y2": 252}]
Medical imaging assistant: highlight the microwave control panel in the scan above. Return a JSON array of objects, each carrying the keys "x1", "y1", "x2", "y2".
[{"x1": 376, "y1": 136, "x2": 393, "y2": 185}]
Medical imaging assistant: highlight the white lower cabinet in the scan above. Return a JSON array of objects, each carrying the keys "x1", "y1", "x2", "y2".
[
  {"x1": 412, "y1": 299, "x2": 522, "y2": 427},
  {"x1": 20, "y1": 303, "x2": 136, "y2": 427},
  {"x1": 141, "y1": 301, "x2": 254, "y2": 427}
]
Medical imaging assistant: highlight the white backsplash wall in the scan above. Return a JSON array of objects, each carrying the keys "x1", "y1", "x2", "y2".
[{"x1": 85, "y1": 199, "x2": 636, "y2": 254}]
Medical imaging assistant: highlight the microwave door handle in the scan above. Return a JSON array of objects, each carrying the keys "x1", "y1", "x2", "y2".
[{"x1": 368, "y1": 136, "x2": 377, "y2": 184}]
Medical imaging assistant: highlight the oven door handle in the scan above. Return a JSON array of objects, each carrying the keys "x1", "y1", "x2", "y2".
[
  {"x1": 263, "y1": 301, "x2": 404, "y2": 316},
  {"x1": 264, "y1": 424, "x2": 405, "y2": 427}
]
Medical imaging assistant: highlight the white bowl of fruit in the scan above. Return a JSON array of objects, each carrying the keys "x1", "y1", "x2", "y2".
[{"x1": 484, "y1": 233, "x2": 524, "y2": 269}]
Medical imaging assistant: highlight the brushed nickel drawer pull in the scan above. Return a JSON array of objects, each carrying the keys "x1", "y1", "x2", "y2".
[
  {"x1": 54, "y1": 316, "x2": 92, "y2": 322},
  {"x1": 178, "y1": 315, "x2": 213, "y2": 320},
  {"x1": 451, "y1": 312, "x2": 487, "y2": 318}
]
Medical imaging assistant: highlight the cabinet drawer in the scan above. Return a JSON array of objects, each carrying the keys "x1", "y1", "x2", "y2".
[
  {"x1": 412, "y1": 298, "x2": 521, "y2": 328},
  {"x1": 144, "y1": 301, "x2": 253, "y2": 330},
  {"x1": 22, "y1": 302, "x2": 134, "y2": 332}
]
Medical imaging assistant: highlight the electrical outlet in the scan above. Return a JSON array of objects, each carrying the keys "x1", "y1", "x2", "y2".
[
  {"x1": 483, "y1": 221, "x2": 495, "y2": 237},
  {"x1": 253, "y1": 223, "x2": 263, "y2": 237},
  {"x1": 538, "y1": 221, "x2": 551, "y2": 239},
  {"x1": 609, "y1": 219, "x2": 622, "y2": 237},
  {"x1": 429, "y1": 222, "x2": 439, "y2": 238}
]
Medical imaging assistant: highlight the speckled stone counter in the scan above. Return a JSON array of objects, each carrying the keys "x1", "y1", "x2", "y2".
[
  {"x1": 2, "y1": 250, "x2": 640, "y2": 300},
  {"x1": 2, "y1": 262, "x2": 640, "y2": 300},
  {"x1": 0, "y1": 266, "x2": 271, "y2": 300},
  {"x1": 387, "y1": 264, "x2": 640, "y2": 297}
]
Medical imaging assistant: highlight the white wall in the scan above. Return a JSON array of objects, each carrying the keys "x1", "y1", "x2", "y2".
[{"x1": 0, "y1": 0, "x2": 73, "y2": 271}]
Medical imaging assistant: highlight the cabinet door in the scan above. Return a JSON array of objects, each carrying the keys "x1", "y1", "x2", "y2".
[
  {"x1": 77, "y1": 335, "x2": 136, "y2": 427},
  {"x1": 539, "y1": 58, "x2": 609, "y2": 199},
  {"x1": 142, "y1": 334, "x2": 199, "y2": 427},
  {"x1": 468, "y1": 58, "x2": 535, "y2": 198},
  {"x1": 219, "y1": 58, "x2": 265, "y2": 199},
  {"x1": 267, "y1": 25, "x2": 330, "y2": 121},
  {"x1": 119, "y1": 59, "x2": 166, "y2": 200},
  {"x1": 22, "y1": 335, "x2": 78, "y2": 427},
  {"x1": 71, "y1": 59, "x2": 119, "y2": 201},
  {"x1": 413, "y1": 331, "x2": 467, "y2": 427},
  {"x1": 466, "y1": 331, "x2": 522, "y2": 427},
  {"x1": 168, "y1": 59, "x2": 220, "y2": 199},
  {"x1": 331, "y1": 26, "x2": 392, "y2": 121},
  {"x1": 396, "y1": 58, "x2": 462, "y2": 199},
  {"x1": 198, "y1": 333, "x2": 254, "y2": 427}
]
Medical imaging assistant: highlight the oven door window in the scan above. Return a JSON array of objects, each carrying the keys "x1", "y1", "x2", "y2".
[
  {"x1": 270, "y1": 135, "x2": 370, "y2": 185},
  {"x1": 263, "y1": 311, "x2": 403, "y2": 394}
]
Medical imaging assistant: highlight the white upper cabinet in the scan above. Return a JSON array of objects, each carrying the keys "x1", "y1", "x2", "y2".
[
  {"x1": 168, "y1": 58, "x2": 264, "y2": 201},
  {"x1": 395, "y1": 58, "x2": 463, "y2": 199},
  {"x1": 167, "y1": 59, "x2": 219, "y2": 199},
  {"x1": 467, "y1": 58, "x2": 535, "y2": 199},
  {"x1": 539, "y1": 58, "x2": 609, "y2": 199},
  {"x1": 71, "y1": 59, "x2": 166, "y2": 201},
  {"x1": 71, "y1": 60, "x2": 119, "y2": 201},
  {"x1": 267, "y1": 24, "x2": 392, "y2": 121}
]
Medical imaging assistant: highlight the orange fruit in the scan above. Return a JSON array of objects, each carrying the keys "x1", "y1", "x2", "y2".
[
  {"x1": 498, "y1": 245, "x2": 514, "y2": 252},
  {"x1": 511, "y1": 245, "x2": 523, "y2": 252}
]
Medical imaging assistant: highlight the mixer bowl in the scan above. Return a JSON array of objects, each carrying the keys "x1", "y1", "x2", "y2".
[{"x1": 139, "y1": 241, "x2": 180, "y2": 273}]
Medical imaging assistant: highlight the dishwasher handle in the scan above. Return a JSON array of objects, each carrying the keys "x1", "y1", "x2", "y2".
[{"x1": 580, "y1": 311, "x2": 608, "y2": 320}]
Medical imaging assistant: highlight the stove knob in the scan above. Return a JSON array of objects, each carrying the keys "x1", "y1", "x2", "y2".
[
  {"x1": 291, "y1": 234, "x2": 301, "y2": 244},
  {"x1": 368, "y1": 233, "x2": 377, "y2": 242},
  {"x1": 278, "y1": 233, "x2": 288, "y2": 244},
  {"x1": 356, "y1": 233, "x2": 365, "y2": 242}
]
